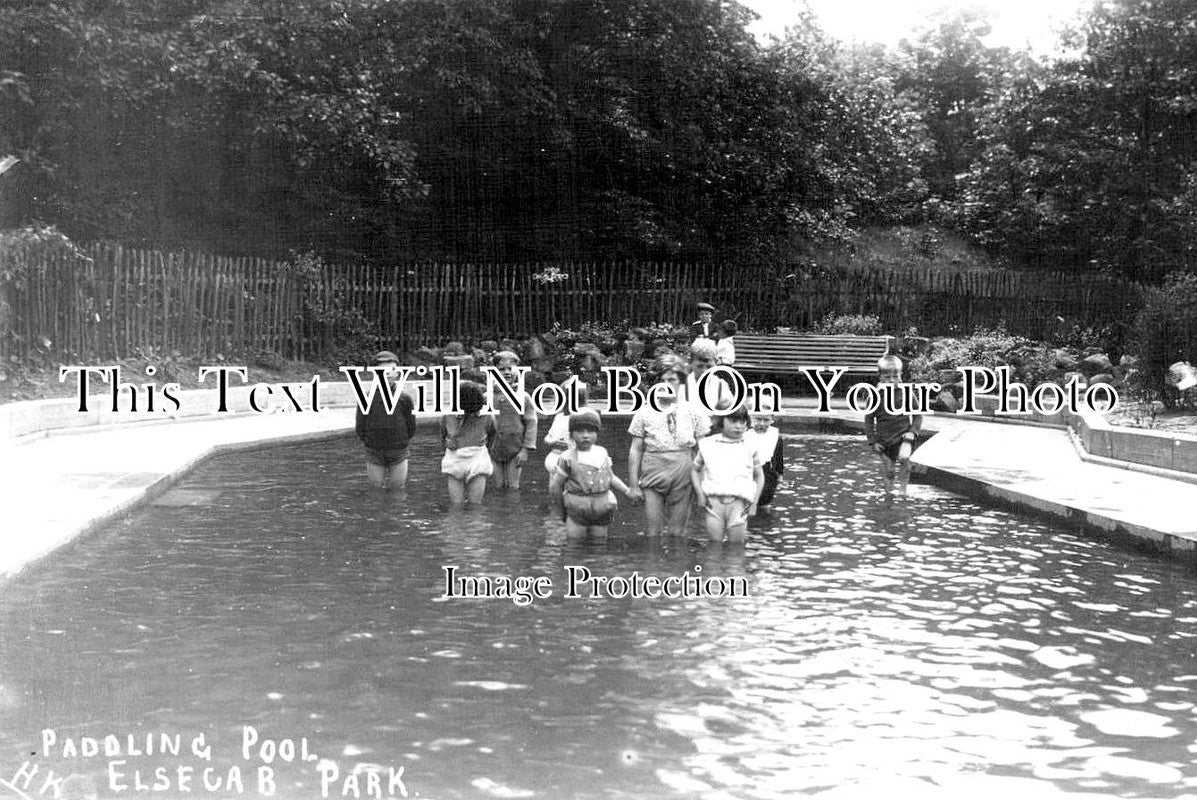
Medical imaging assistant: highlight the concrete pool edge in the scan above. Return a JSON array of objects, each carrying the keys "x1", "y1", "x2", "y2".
[
  {"x1": 0, "y1": 427, "x2": 360, "y2": 586},
  {"x1": 1, "y1": 412, "x2": 361, "y2": 585},
  {"x1": 916, "y1": 462, "x2": 1197, "y2": 560},
  {"x1": 3, "y1": 402, "x2": 1196, "y2": 587},
  {"x1": 801, "y1": 410, "x2": 1197, "y2": 562}
]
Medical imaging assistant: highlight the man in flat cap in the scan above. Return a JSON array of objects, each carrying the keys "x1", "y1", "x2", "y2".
[{"x1": 690, "y1": 302, "x2": 720, "y2": 341}]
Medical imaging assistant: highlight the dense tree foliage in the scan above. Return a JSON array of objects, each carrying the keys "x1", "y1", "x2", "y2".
[
  {"x1": 0, "y1": 0, "x2": 1193, "y2": 275},
  {"x1": 0, "y1": 0, "x2": 821, "y2": 261},
  {"x1": 893, "y1": 8, "x2": 1006, "y2": 204},
  {"x1": 953, "y1": 0, "x2": 1197, "y2": 279}
]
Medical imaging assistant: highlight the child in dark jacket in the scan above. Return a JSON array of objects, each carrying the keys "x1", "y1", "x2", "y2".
[
  {"x1": 864, "y1": 354, "x2": 922, "y2": 497},
  {"x1": 746, "y1": 413, "x2": 784, "y2": 514},
  {"x1": 355, "y1": 351, "x2": 417, "y2": 490}
]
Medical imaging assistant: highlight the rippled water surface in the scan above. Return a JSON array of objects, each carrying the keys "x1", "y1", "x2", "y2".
[{"x1": 2, "y1": 429, "x2": 1196, "y2": 799}]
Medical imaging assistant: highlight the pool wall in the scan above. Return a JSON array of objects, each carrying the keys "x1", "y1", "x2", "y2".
[{"x1": 967, "y1": 392, "x2": 1197, "y2": 481}]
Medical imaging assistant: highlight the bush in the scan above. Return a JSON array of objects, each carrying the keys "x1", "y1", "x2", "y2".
[
  {"x1": 284, "y1": 251, "x2": 379, "y2": 365},
  {"x1": 546, "y1": 320, "x2": 691, "y2": 384},
  {"x1": 1050, "y1": 321, "x2": 1125, "y2": 357},
  {"x1": 908, "y1": 325, "x2": 1084, "y2": 391},
  {"x1": 1131, "y1": 271, "x2": 1197, "y2": 404},
  {"x1": 812, "y1": 313, "x2": 884, "y2": 335},
  {"x1": 1, "y1": 226, "x2": 95, "y2": 360}
]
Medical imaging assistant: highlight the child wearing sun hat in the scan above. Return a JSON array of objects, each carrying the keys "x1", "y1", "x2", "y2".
[{"x1": 549, "y1": 409, "x2": 635, "y2": 538}]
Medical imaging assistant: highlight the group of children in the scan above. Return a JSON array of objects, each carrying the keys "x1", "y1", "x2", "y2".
[{"x1": 354, "y1": 344, "x2": 920, "y2": 543}]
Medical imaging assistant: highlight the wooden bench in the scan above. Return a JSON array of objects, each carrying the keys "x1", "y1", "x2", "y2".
[{"x1": 732, "y1": 333, "x2": 894, "y2": 378}]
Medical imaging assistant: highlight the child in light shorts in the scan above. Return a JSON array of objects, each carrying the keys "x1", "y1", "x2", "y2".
[
  {"x1": 441, "y1": 381, "x2": 496, "y2": 505},
  {"x1": 549, "y1": 409, "x2": 635, "y2": 538},
  {"x1": 691, "y1": 405, "x2": 764, "y2": 542}
]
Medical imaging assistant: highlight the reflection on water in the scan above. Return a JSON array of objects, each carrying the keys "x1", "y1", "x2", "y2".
[{"x1": 1, "y1": 430, "x2": 1196, "y2": 799}]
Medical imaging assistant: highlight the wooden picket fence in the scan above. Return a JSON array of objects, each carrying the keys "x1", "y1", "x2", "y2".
[
  {"x1": 0, "y1": 241, "x2": 1145, "y2": 361},
  {"x1": 0, "y1": 242, "x2": 303, "y2": 360}
]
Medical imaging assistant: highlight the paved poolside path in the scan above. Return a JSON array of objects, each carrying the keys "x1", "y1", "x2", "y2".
[
  {"x1": 2, "y1": 401, "x2": 1196, "y2": 581},
  {"x1": 911, "y1": 420, "x2": 1197, "y2": 556},
  {"x1": 1, "y1": 410, "x2": 356, "y2": 581}
]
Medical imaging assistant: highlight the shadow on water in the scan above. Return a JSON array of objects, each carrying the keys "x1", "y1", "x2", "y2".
[{"x1": 1, "y1": 430, "x2": 1196, "y2": 799}]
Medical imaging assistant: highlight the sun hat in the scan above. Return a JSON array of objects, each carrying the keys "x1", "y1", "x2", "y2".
[{"x1": 569, "y1": 408, "x2": 602, "y2": 432}]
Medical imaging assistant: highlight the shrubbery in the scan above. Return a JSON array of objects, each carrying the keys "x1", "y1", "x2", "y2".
[
  {"x1": 285, "y1": 252, "x2": 380, "y2": 367},
  {"x1": 407, "y1": 320, "x2": 694, "y2": 396},
  {"x1": 907, "y1": 324, "x2": 1091, "y2": 394},
  {"x1": 812, "y1": 313, "x2": 884, "y2": 335},
  {"x1": 1130, "y1": 271, "x2": 1197, "y2": 405}
]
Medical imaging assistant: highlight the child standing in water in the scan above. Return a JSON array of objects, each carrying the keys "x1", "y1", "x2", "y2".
[
  {"x1": 489, "y1": 350, "x2": 538, "y2": 490},
  {"x1": 685, "y1": 338, "x2": 731, "y2": 437},
  {"x1": 745, "y1": 412, "x2": 784, "y2": 514},
  {"x1": 864, "y1": 354, "x2": 922, "y2": 497},
  {"x1": 549, "y1": 409, "x2": 635, "y2": 538},
  {"x1": 441, "y1": 381, "x2": 496, "y2": 505},
  {"x1": 355, "y1": 350, "x2": 417, "y2": 490},
  {"x1": 627, "y1": 355, "x2": 700, "y2": 536},
  {"x1": 691, "y1": 405, "x2": 764, "y2": 543}
]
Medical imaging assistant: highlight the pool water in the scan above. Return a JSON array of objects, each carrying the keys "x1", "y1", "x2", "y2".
[{"x1": 1, "y1": 429, "x2": 1196, "y2": 799}]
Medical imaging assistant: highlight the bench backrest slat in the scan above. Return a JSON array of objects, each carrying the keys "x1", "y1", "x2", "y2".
[{"x1": 732, "y1": 333, "x2": 893, "y2": 375}]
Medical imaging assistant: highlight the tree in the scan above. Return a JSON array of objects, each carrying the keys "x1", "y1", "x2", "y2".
[
  {"x1": 771, "y1": 17, "x2": 931, "y2": 239},
  {"x1": 953, "y1": 0, "x2": 1197, "y2": 278},
  {"x1": 894, "y1": 7, "x2": 1014, "y2": 204}
]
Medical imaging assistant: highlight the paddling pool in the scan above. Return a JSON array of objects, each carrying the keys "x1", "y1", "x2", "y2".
[{"x1": 1, "y1": 428, "x2": 1195, "y2": 799}]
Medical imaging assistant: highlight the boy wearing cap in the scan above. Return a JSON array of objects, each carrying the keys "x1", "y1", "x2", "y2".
[
  {"x1": 864, "y1": 354, "x2": 922, "y2": 497},
  {"x1": 355, "y1": 351, "x2": 417, "y2": 490},
  {"x1": 690, "y1": 302, "x2": 720, "y2": 341},
  {"x1": 549, "y1": 409, "x2": 635, "y2": 538}
]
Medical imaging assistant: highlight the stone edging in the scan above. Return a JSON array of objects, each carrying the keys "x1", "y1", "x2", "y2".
[
  {"x1": 966, "y1": 393, "x2": 1197, "y2": 478},
  {"x1": 915, "y1": 462, "x2": 1197, "y2": 558}
]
